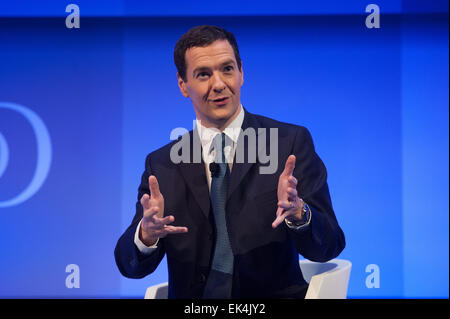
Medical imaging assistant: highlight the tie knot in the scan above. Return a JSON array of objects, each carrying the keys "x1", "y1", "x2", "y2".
[{"x1": 212, "y1": 133, "x2": 226, "y2": 163}]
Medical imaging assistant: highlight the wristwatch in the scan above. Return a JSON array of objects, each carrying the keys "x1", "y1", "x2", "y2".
[{"x1": 285, "y1": 201, "x2": 311, "y2": 227}]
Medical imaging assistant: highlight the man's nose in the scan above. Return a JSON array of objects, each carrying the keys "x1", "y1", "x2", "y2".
[{"x1": 211, "y1": 73, "x2": 226, "y2": 92}]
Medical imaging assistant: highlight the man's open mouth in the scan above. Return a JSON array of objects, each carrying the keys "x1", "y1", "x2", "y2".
[{"x1": 212, "y1": 97, "x2": 229, "y2": 102}]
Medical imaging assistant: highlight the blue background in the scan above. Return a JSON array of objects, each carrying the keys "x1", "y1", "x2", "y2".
[{"x1": 0, "y1": 0, "x2": 448, "y2": 298}]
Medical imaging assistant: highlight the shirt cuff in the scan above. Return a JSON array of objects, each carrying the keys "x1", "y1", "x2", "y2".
[
  {"x1": 134, "y1": 219, "x2": 159, "y2": 255},
  {"x1": 284, "y1": 206, "x2": 312, "y2": 231}
]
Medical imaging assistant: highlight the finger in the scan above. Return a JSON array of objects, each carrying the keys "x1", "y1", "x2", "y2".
[
  {"x1": 278, "y1": 200, "x2": 295, "y2": 210},
  {"x1": 272, "y1": 212, "x2": 286, "y2": 228},
  {"x1": 282, "y1": 155, "x2": 296, "y2": 177},
  {"x1": 286, "y1": 187, "x2": 298, "y2": 199},
  {"x1": 275, "y1": 206, "x2": 284, "y2": 217},
  {"x1": 154, "y1": 215, "x2": 175, "y2": 226},
  {"x1": 140, "y1": 193, "x2": 151, "y2": 210},
  {"x1": 288, "y1": 175, "x2": 297, "y2": 186},
  {"x1": 272, "y1": 207, "x2": 286, "y2": 228},
  {"x1": 163, "y1": 225, "x2": 189, "y2": 234},
  {"x1": 149, "y1": 175, "x2": 161, "y2": 198},
  {"x1": 272, "y1": 209, "x2": 295, "y2": 228}
]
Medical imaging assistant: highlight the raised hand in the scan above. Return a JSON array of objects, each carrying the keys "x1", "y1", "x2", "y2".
[
  {"x1": 272, "y1": 155, "x2": 305, "y2": 228},
  {"x1": 139, "y1": 175, "x2": 188, "y2": 246}
]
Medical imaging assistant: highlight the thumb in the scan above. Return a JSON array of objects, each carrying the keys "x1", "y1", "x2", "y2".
[
  {"x1": 149, "y1": 175, "x2": 161, "y2": 198},
  {"x1": 282, "y1": 155, "x2": 296, "y2": 177}
]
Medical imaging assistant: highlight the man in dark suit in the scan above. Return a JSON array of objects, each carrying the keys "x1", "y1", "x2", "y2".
[{"x1": 114, "y1": 25, "x2": 345, "y2": 298}]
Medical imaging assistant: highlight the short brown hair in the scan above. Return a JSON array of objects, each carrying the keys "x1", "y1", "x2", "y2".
[{"x1": 174, "y1": 25, "x2": 242, "y2": 82}]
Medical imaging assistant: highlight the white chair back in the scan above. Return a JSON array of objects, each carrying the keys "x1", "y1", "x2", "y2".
[
  {"x1": 144, "y1": 259, "x2": 352, "y2": 299},
  {"x1": 300, "y1": 259, "x2": 352, "y2": 299}
]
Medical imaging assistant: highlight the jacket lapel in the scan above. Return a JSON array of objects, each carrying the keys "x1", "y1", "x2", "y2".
[
  {"x1": 178, "y1": 129, "x2": 211, "y2": 219},
  {"x1": 227, "y1": 110, "x2": 262, "y2": 201}
]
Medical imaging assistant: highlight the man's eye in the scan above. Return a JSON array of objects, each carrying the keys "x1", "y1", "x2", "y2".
[
  {"x1": 198, "y1": 72, "x2": 209, "y2": 78},
  {"x1": 224, "y1": 66, "x2": 234, "y2": 72}
]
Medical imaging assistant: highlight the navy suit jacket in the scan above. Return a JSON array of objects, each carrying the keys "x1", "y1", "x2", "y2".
[{"x1": 114, "y1": 109, "x2": 345, "y2": 298}]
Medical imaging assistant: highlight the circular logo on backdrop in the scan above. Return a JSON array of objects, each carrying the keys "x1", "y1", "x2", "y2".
[{"x1": 0, "y1": 102, "x2": 52, "y2": 208}]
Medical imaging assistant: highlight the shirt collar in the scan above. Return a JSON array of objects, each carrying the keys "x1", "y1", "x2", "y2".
[{"x1": 195, "y1": 105, "x2": 244, "y2": 149}]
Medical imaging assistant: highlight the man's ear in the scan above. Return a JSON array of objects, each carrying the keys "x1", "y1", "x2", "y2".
[{"x1": 177, "y1": 72, "x2": 189, "y2": 98}]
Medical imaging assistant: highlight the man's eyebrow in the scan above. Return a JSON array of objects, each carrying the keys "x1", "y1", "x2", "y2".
[
  {"x1": 192, "y1": 60, "x2": 237, "y2": 75},
  {"x1": 192, "y1": 66, "x2": 209, "y2": 76},
  {"x1": 220, "y1": 59, "x2": 236, "y2": 67}
]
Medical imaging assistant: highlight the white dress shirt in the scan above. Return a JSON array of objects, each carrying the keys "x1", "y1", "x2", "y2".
[{"x1": 197, "y1": 105, "x2": 244, "y2": 191}]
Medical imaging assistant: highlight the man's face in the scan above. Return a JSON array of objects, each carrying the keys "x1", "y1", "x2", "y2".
[{"x1": 177, "y1": 40, "x2": 244, "y2": 130}]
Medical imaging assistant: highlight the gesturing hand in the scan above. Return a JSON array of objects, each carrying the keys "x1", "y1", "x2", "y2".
[
  {"x1": 139, "y1": 175, "x2": 188, "y2": 246},
  {"x1": 272, "y1": 155, "x2": 305, "y2": 228}
]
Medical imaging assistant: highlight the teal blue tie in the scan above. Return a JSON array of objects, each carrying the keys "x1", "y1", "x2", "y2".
[{"x1": 203, "y1": 133, "x2": 234, "y2": 298}]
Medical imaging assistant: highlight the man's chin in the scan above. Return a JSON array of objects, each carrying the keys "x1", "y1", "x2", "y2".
[
  {"x1": 214, "y1": 111, "x2": 240, "y2": 127},
  {"x1": 213, "y1": 109, "x2": 236, "y2": 121}
]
